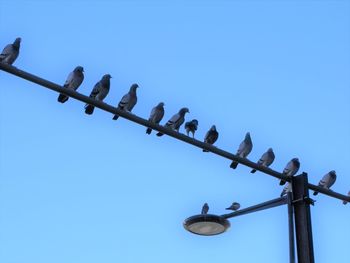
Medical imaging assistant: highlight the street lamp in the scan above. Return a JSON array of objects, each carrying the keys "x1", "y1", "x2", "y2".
[
  {"x1": 184, "y1": 194, "x2": 295, "y2": 261},
  {"x1": 184, "y1": 174, "x2": 319, "y2": 263}
]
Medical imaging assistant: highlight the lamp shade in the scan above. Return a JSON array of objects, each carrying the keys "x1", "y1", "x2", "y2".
[{"x1": 183, "y1": 214, "x2": 230, "y2": 236}]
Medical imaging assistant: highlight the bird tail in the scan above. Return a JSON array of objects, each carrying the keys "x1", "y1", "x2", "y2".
[
  {"x1": 203, "y1": 149, "x2": 209, "y2": 152},
  {"x1": 313, "y1": 191, "x2": 318, "y2": 196},
  {"x1": 250, "y1": 169, "x2": 257, "y2": 173},
  {"x1": 85, "y1": 104, "x2": 95, "y2": 115},
  {"x1": 57, "y1": 94, "x2": 69, "y2": 103},
  {"x1": 146, "y1": 128, "x2": 152, "y2": 134},
  {"x1": 230, "y1": 161, "x2": 238, "y2": 169},
  {"x1": 156, "y1": 132, "x2": 164, "y2": 137},
  {"x1": 279, "y1": 180, "x2": 286, "y2": 186},
  {"x1": 112, "y1": 115, "x2": 119, "y2": 120}
]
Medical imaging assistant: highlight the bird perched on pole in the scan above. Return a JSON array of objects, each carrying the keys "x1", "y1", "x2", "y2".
[
  {"x1": 225, "y1": 202, "x2": 240, "y2": 211},
  {"x1": 230, "y1": 132, "x2": 253, "y2": 169},
  {"x1": 57, "y1": 66, "x2": 84, "y2": 103},
  {"x1": 0, "y1": 37, "x2": 21, "y2": 65},
  {"x1": 280, "y1": 158, "x2": 300, "y2": 185},
  {"x1": 112, "y1": 83, "x2": 139, "y2": 120},
  {"x1": 201, "y1": 203, "x2": 209, "y2": 214},
  {"x1": 146, "y1": 102, "x2": 165, "y2": 134},
  {"x1": 203, "y1": 125, "x2": 219, "y2": 152},
  {"x1": 280, "y1": 182, "x2": 292, "y2": 197},
  {"x1": 84, "y1": 74, "x2": 111, "y2": 115},
  {"x1": 156, "y1": 107, "x2": 189, "y2": 136},
  {"x1": 313, "y1": 170, "x2": 337, "y2": 196},
  {"x1": 251, "y1": 148, "x2": 275, "y2": 173},
  {"x1": 343, "y1": 191, "x2": 350, "y2": 205},
  {"x1": 185, "y1": 119, "x2": 198, "y2": 138}
]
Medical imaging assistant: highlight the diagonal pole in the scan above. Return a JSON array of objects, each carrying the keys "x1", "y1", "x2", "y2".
[{"x1": 1, "y1": 62, "x2": 349, "y2": 204}]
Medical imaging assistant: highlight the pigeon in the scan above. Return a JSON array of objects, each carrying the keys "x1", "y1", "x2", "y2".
[
  {"x1": 280, "y1": 182, "x2": 292, "y2": 197},
  {"x1": 156, "y1": 107, "x2": 189, "y2": 136},
  {"x1": 313, "y1": 170, "x2": 337, "y2": 196},
  {"x1": 280, "y1": 158, "x2": 300, "y2": 185},
  {"x1": 146, "y1": 102, "x2": 165, "y2": 134},
  {"x1": 251, "y1": 148, "x2": 275, "y2": 173},
  {"x1": 57, "y1": 66, "x2": 84, "y2": 103},
  {"x1": 112, "y1": 83, "x2": 139, "y2": 120},
  {"x1": 230, "y1": 132, "x2": 253, "y2": 169},
  {"x1": 203, "y1": 125, "x2": 219, "y2": 152},
  {"x1": 201, "y1": 203, "x2": 209, "y2": 214},
  {"x1": 225, "y1": 202, "x2": 241, "y2": 211},
  {"x1": 84, "y1": 74, "x2": 111, "y2": 115},
  {"x1": 0, "y1": 37, "x2": 21, "y2": 65},
  {"x1": 343, "y1": 191, "x2": 350, "y2": 205},
  {"x1": 185, "y1": 119, "x2": 198, "y2": 138}
]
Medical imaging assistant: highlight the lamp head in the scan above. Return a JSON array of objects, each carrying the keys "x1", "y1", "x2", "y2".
[{"x1": 183, "y1": 214, "x2": 230, "y2": 236}]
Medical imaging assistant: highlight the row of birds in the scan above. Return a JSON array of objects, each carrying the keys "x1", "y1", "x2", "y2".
[{"x1": 1, "y1": 38, "x2": 349, "y2": 205}]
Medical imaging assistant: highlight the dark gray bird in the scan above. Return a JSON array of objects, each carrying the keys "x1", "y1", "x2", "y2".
[
  {"x1": 203, "y1": 125, "x2": 219, "y2": 152},
  {"x1": 185, "y1": 119, "x2": 198, "y2": 138},
  {"x1": 313, "y1": 170, "x2": 337, "y2": 196},
  {"x1": 57, "y1": 66, "x2": 84, "y2": 103},
  {"x1": 280, "y1": 158, "x2": 300, "y2": 185},
  {"x1": 225, "y1": 202, "x2": 241, "y2": 211},
  {"x1": 146, "y1": 102, "x2": 165, "y2": 134},
  {"x1": 251, "y1": 148, "x2": 275, "y2": 173},
  {"x1": 112, "y1": 84, "x2": 139, "y2": 120},
  {"x1": 0, "y1": 37, "x2": 21, "y2": 65},
  {"x1": 201, "y1": 203, "x2": 209, "y2": 214},
  {"x1": 280, "y1": 182, "x2": 292, "y2": 197},
  {"x1": 156, "y1": 107, "x2": 189, "y2": 136},
  {"x1": 84, "y1": 74, "x2": 111, "y2": 115},
  {"x1": 230, "y1": 132, "x2": 253, "y2": 169},
  {"x1": 343, "y1": 191, "x2": 350, "y2": 205}
]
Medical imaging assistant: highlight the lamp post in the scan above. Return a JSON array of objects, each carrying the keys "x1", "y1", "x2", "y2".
[{"x1": 184, "y1": 174, "x2": 314, "y2": 263}]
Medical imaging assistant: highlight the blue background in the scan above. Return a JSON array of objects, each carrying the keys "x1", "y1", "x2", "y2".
[{"x1": 1, "y1": 1, "x2": 349, "y2": 262}]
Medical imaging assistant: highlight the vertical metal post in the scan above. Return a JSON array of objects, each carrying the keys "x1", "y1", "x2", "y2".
[
  {"x1": 287, "y1": 191, "x2": 295, "y2": 263},
  {"x1": 292, "y1": 173, "x2": 315, "y2": 263}
]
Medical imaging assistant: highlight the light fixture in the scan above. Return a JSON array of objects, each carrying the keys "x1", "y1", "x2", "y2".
[{"x1": 183, "y1": 214, "x2": 230, "y2": 236}]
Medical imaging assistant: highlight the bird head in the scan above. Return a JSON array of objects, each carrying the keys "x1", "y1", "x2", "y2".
[
  {"x1": 245, "y1": 132, "x2": 251, "y2": 141},
  {"x1": 13, "y1": 37, "x2": 21, "y2": 48},
  {"x1": 267, "y1": 148, "x2": 273, "y2": 152},
  {"x1": 329, "y1": 170, "x2": 336, "y2": 177},
  {"x1": 158, "y1": 102, "x2": 165, "y2": 107},
  {"x1": 130, "y1": 83, "x2": 139, "y2": 92},
  {"x1": 103, "y1": 74, "x2": 112, "y2": 79},
  {"x1": 192, "y1": 119, "x2": 199, "y2": 125},
  {"x1": 179, "y1": 107, "x2": 189, "y2": 115},
  {"x1": 75, "y1": 66, "x2": 84, "y2": 73}
]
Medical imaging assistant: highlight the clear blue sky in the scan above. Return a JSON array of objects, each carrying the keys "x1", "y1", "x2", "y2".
[{"x1": 1, "y1": 1, "x2": 349, "y2": 262}]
